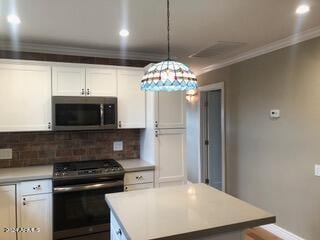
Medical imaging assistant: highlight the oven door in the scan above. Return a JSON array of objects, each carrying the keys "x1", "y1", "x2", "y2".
[{"x1": 53, "y1": 180, "x2": 123, "y2": 240}]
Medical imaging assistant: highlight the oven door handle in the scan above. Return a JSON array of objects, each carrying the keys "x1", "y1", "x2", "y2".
[{"x1": 53, "y1": 180, "x2": 123, "y2": 193}]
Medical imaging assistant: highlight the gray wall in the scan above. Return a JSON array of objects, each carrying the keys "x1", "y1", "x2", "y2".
[
  {"x1": 196, "y1": 37, "x2": 320, "y2": 239},
  {"x1": 186, "y1": 94, "x2": 200, "y2": 183}
]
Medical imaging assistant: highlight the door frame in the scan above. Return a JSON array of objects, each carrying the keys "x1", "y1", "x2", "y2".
[{"x1": 198, "y1": 82, "x2": 225, "y2": 191}]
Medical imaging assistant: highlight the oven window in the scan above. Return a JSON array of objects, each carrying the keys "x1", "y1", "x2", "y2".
[
  {"x1": 103, "y1": 104, "x2": 116, "y2": 125},
  {"x1": 55, "y1": 104, "x2": 101, "y2": 126},
  {"x1": 54, "y1": 185, "x2": 122, "y2": 232}
]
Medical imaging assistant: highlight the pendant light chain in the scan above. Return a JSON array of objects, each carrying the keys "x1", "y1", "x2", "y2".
[
  {"x1": 140, "y1": 0, "x2": 198, "y2": 92},
  {"x1": 167, "y1": 0, "x2": 171, "y2": 60}
]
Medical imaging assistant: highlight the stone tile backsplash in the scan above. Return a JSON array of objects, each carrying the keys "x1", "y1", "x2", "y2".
[{"x1": 0, "y1": 129, "x2": 140, "y2": 168}]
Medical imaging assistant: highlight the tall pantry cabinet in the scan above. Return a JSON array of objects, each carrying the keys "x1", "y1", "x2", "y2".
[{"x1": 140, "y1": 91, "x2": 187, "y2": 187}]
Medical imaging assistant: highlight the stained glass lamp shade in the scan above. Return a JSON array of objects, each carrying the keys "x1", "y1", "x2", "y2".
[{"x1": 141, "y1": 60, "x2": 197, "y2": 91}]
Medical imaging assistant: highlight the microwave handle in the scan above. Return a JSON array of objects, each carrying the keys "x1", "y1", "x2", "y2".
[{"x1": 100, "y1": 104, "x2": 104, "y2": 126}]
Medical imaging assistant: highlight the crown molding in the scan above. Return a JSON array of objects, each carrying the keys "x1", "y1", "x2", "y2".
[
  {"x1": 0, "y1": 41, "x2": 166, "y2": 61},
  {"x1": 197, "y1": 25, "x2": 320, "y2": 76}
]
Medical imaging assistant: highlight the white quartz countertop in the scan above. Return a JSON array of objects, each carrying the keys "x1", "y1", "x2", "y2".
[
  {"x1": 117, "y1": 159, "x2": 155, "y2": 172},
  {"x1": 0, "y1": 165, "x2": 53, "y2": 184},
  {"x1": 105, "y1": 183, "x2": 275, "y2": 240}
]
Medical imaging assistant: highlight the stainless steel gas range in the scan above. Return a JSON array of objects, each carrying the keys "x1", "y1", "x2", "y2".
[{"x1": 53, "y1": 159, "x2": 124, "y2": 240}]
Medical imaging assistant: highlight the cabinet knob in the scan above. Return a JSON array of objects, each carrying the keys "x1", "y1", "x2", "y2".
[
  {"x1": 81, "y1": 89, "x2": 85, "y2": 95},
  {"x1": 116, "y1": 229, "x2": 122, "y2": 236},
  {"x1": 155, "y1": 130, "x2": 159, "y2": 138},
  {"x1": 155, "y1": 121, "x2": 158, "y2": 128},
  {"x1": 118, "y1": 121, "x2": 122, "y2": 128},
  {"x1": 86, "y1": 88, "x2": 90, "y2": 95},
  {"x1": 48, "y1": 122, "x2": 51, "y2": 129}
]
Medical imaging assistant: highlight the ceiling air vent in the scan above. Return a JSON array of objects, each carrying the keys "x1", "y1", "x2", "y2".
[{"x1": 189, "y1": 41, "x2": 246, "y2": 59}]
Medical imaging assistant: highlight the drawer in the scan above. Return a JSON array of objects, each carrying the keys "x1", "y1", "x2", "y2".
[
  {"x1": 124, "y1": 171, "x2": 154, "y2": 185},
  {"x1": 20, "y1": 179, "x2": 52, "y2": 196},
  {"x1": 124, "y1": 183, "x2": 154, "y2": 192}
]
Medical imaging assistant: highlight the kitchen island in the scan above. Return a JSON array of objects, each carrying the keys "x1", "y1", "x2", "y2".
[{"x1": 105, "y1": 183, "x2": 275, "y2": 240}]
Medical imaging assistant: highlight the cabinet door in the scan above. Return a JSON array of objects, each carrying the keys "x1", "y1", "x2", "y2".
[
  {"x1": 0, "y1": 185, "x2": 16, "y2": 240},
  {"x1": 0, "y1": 64, "x2": 52, "y2": 132},
  {"x1": 157, "y1": 92, "x2": 185, "y2": 129},
  {"x1": 86, "y1": 67, "x2": 117, "y2": 97},
  {"x1": 52, "y1": 66, "x2": 85, "y2": 96},
  {"x1": 156, "y1": 129, "x2": 186, "y2": 186},
  {"x1": 117, "y1": 69, "x2": 145, "y2": 128},
  {"x1": 20, "y1": 194, "x2": 52, "y2": 240}
]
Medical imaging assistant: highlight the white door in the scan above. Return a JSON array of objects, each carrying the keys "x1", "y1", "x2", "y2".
[
  {"x1": 86, "y1": 67, "x2": 117, "y2": 97},
  {"x1": 117, "y1": 69, "x2": 145, "y2": 128},
  {"x1": 0, "y1": 185, "x2": 16, "y2": 240},
  {"x1": 52, "y1": 66, "x2": 86, "y2": 96},
  {"x1": 20, "y1": 194, "x2": 52, "y2": 240},
  {"x1": 156, "y1": 129, "x2": 186, "y2": 187},
  {"x1": 0, "y1": 64, "x2": 52, "y2": 132},
  {"x1": 157, "y1": 92, "x2": 185, "y2": 129}
]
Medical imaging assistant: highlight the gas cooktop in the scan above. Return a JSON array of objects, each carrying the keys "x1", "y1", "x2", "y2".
[{"x1": 53, "y1": 159, "x2": 124, "y2": 179}]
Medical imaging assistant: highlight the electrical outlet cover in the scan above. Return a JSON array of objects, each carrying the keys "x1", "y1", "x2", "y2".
[
  {"x1": 0, "y1": 148, "x2": 12, "y2": 160},
  {"x1": 113, "y1": 141, "x2": 123, "y2": 152}
]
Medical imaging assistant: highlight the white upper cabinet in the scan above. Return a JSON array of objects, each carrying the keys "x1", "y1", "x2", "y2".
[
  {"x1": 85, "y1": 67, "x2": 117, "y2": 97},
  {"x1": 117, "y1": 68, "x2": 145, "y2": 128},
  {"x1": 52, "y1": 66, "x2": 86, "y2": 96},
  {"x1": 157, "y1": 91, "x2": 185, "y2": 129},
  {"x1": 0, "y1": 185, "x2": 16, "y2": 240},
  {"x1": 0, "y1": 64, "x2": 52, "y2": 132}
]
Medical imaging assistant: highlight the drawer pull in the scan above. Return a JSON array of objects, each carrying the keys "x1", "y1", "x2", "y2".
[
  {"x1": 116, "y1": 229, "x2": 122, "y2": 236},
  {"x1": 33, "y1": 185, "x2": 41, "y2": 190}
]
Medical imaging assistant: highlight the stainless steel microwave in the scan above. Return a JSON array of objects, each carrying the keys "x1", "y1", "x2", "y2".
[{"x1": 52, "y1": 96, "x2": 117, "y2": 131}]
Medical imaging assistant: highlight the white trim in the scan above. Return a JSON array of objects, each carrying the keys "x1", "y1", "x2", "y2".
[
  {"x1": 0, "y1": 40, "x2": 166, "y2": 61},
  {"x1": 197, "y1": 25, "x2": 320, "y2": 75},
  {"x1": 261, "y1": 224, "x2": 305, "y2": 240},
  {"x1": 198, "y1": 82, "x2": 226, "y2": 192}
]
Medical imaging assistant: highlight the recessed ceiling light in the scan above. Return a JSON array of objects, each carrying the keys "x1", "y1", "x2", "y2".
[
  {"x1": 7, "y1": 14, "x2": 21, "y2": 25},
  {"x1": 119, "y1": 29, "x2": 129, "y2": 37},
  {"x1": 296, "y1": 4, "x2": 310, "y2": 15}
]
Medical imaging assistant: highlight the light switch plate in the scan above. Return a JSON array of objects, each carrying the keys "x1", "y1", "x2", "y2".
[
  {"x1": 0, "y1": 148, "x2": 13, "y2": 160},
  {"x1": 315, "y1": 164, "x2": 320, "y2": 177},
  {"x1": 113, "y1": 141, "x2": 123, "y2": 152}
]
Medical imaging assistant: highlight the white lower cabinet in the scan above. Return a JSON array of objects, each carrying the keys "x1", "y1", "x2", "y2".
[
  {"x1": 19, "y1": 193, "x2": 52, "y2": 240},
  {"x1": 124, "y1": 170, "x2": 154, "y2": 191},
  {"x1": 111, "y1": 211, "x2": 127, "y2": 240},
  {"x1": 0, "y1": 185, "x2": 17, "y2": 240}
]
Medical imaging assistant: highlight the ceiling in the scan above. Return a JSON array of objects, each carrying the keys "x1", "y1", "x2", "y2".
[{"x1": 0, "y1": 0, "x2": 320, "y2": 73}]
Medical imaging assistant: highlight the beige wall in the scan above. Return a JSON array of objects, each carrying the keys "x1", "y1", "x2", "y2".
[{"x1": 197, "y1": 37, "x2": 320, "y2": 239}]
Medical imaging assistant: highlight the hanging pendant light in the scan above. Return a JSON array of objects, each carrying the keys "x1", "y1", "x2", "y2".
[{"x1": 141, "y1": 0, "x2": 198, "y2": 91}]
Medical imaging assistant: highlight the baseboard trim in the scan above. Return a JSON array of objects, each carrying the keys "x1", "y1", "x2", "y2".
[{"x1": 261, "y1": 224, "x2": 305, "y2": 240}]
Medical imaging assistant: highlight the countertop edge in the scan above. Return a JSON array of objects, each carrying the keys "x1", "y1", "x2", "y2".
[
  {"x1": 123, "y1": 166, "x2": 155, "y2": 172},
  {"x1": 0, "y1": 175, "x2": 53, "y2": 184},
  {"x1": 151, "y1": 216, "x2": 276, "y2": 240},
  {"x1": 105, "y1": 194, "x2": 275, "y2": 240}
]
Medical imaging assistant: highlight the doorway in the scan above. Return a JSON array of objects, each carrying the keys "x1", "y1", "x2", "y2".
[{"x1": 200, "y1": 82, "x2": 225, "y2": 191}]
